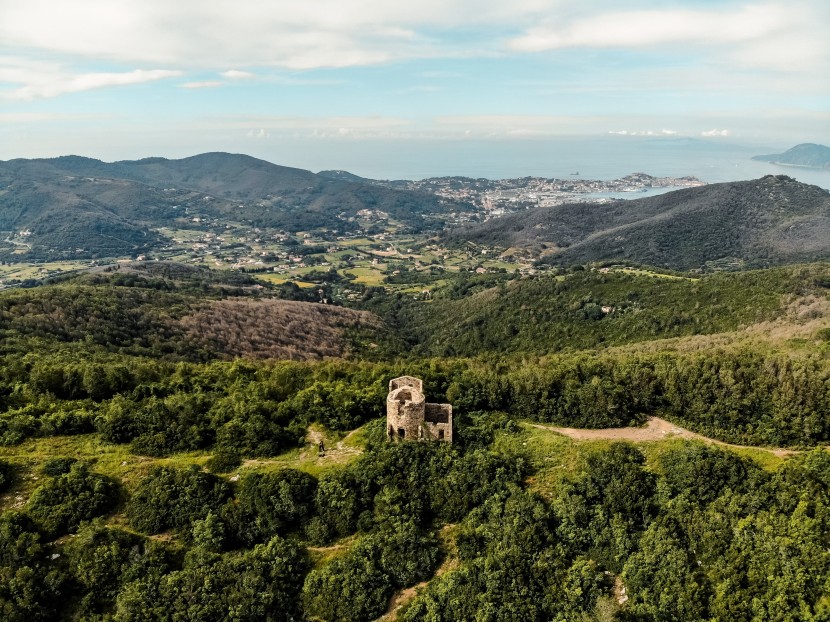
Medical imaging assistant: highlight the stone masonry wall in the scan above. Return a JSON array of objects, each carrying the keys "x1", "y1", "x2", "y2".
[{"x1": 386, "y1": 376, "x2": 453, "y2": 443}]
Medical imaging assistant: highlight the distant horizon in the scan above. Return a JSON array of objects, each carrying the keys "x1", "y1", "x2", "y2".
[{"x1": 4, "y1": 137, "x2": 829, "y2": 189}]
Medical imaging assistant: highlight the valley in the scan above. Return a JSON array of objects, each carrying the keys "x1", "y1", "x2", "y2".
[{"x1": 0, "y1": 154, "x2": 710, "y2": 294}]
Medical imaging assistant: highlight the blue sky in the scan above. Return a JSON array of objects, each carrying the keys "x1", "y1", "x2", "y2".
[{"x1": 1, "y1": 0, "x2": 828, "y2": 172}]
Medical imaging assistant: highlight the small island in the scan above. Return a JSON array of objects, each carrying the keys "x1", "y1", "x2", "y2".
[{"x1": 752, "y1": 143, "x2": 830, "y2": 169}]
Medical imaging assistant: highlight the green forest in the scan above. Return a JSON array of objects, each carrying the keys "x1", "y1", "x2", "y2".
[{"x1": 2, "y1": 261, "x2": 830, "y2": 621}]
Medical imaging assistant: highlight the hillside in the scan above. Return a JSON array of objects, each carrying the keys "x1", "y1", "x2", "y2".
[
  {"x1": 0, "y1": 273, "x2": 391, "y2": 361},
  {"x1": 450, "y1": 175, "x2": 830, "y2": 270},
  {"x1": 378, "y1": 264, "x2": 830, "y2": 356},
  {"x1": 5, "y1": 261, "x2": 825, "y2": 362},
  {"x1": 0, "y1": 153, "x2": 467, "y2": 260},
  {"x1": 2, "y1": 261, "x2": 830, "y2": 619},
  {"x1": 752, "y1": 143, "x2": 830, "y2": 169},
  {"x1": 179, "y1": 298, "x2": 384, "y2": 360}
]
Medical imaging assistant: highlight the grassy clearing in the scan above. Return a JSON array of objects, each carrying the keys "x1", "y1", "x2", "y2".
[
  {"x1": 0, "y1": 261, "x2": 92, "y2": 280},
  {"x1": 307, "y1": 533, "x2": 361, "y2": 569},
  {"x1": 240, "y1": 443, "x2": 361, "y2": 479},
  {"x1": 0, "y1": 435, "x2": 212, "y2": 509},
  {"x1": 338, "y1": 238, "x2": 378, "y2": 248},
  {"x1": 254, "y1": 274, "x2": 293, "y2": 285},
  {"x1": 343, "y1": 266, "x2": 386, "y2": 286},
  {"x1": 254, "y1": 273, "x2": 317, "y2": 287},
  {"x1": 636, "y1": 437, "x2": 788, "y2": 473},
  {"x1": 608, "y1": 266, "x2": 697, "y2": 281},
  {"x1": 510, "y1": 421, "x2": 790, "y2": 500},
  {"x1": 0, "y1": 423, "x2": 369, "y2": 511},
  {"x1": 153, "y1": 227, "x2": 207, "y2": 242}
]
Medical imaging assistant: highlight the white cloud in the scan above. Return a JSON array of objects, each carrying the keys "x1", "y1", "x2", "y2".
[
  {"x1": 229, "y1": 115, "x2": 412, "y2": 132},
  {"x1": 701, "y1": 129, "x2": 730, "y2": 137},
  {"x1": 3, "y1": 68, "x2": 182, "y2": 100},
  {"x1": 510, "y1": 5, "x2": 786, "y2": 51},
  {"x1": 181, "y1": 71, "x2": 255, "y2": 89},
  {"x1": 0, "y1": 0, "x2": 826, "y2": 137},
  {"x1": 431, "y1": 114, "x2": 615, "y2": 137},
  {"x1": 181, "y1": 80, "x2": 223, "y2": 89},
  {"x1": 205, "y1": 115, "x2": 417, "y2": 139},
  {"x1": 221, "y1": 70, "x2": 255, "y2": 80},
  {"x1": 508, "y1": 2, "x2": 829, "y2": 72},
  {"x1": 0, "y1": 0, "x2": 553, "y2": 70}
]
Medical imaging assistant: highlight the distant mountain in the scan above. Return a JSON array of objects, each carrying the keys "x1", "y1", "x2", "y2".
[
  {"x1": 450, "y1": 175, "x2": 830, "y2": 270},
  {"x1": 0, "y1": 174, "x2": 166, "y2": 261},
  {"x1": 0, "y1": 153, "x2": 466, "y2": 260},
  {"x1": 752, "y1": 143, "x2": 830, "y2": 169}
]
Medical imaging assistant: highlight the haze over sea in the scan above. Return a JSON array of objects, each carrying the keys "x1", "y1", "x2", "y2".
[{"x1": 265, "y1": 137, "x2": 830, "y2": 189}]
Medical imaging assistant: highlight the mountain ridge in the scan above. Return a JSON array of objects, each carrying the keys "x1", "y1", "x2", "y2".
[
  {"x1": 450, "y1": 175, "x2": 830, "y2": 270},
  {"x1": 0, "y1": 152, "x2": 465, "y2": 260}
]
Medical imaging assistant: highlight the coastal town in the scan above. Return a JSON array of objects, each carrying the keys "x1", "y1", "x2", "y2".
[{"x1": 379, "y1": 172, "x2": 706, "y2": 215}]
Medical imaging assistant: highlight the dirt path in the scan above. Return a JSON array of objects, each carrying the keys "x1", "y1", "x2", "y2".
[
  {"x1": 307, "y1": 542, "x2": 349, "y2": 554},
  {"x1": 241, "y1": 427, "x2": 363, "y2": 470},
  {"x1": 529, "y1": 416, "x2": 797, "y2": 458},
  {"x1": 377, "y1": 525, "x2": 459, "y2": 621},
  {"x1": 378, "y1": 559, "x2": 459, "y2": 621}
]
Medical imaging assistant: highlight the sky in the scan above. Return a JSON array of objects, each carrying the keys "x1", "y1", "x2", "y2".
[{"x1": 0, "y1": 0, "x2": 828, "y2": 176}]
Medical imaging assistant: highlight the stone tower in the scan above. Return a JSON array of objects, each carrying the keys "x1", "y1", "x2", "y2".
[{"x1": 386, "y1": 376, "x2": 452, "y2": 443}]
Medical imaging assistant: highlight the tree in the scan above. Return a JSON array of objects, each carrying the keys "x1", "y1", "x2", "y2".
[{"x1": 27, "y1": 462, "x2": 119, "y2": 538}]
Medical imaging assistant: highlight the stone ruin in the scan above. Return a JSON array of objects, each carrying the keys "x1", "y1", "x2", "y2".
[{"x1": 386, "y1": 376, "x2": 452, "y2": 443}]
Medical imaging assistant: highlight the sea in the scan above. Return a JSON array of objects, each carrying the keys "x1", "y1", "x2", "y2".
[{"x1": 272, "y1": 137, "x2": 830, "y2": 190}]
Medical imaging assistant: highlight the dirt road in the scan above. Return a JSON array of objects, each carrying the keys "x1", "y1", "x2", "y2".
[{"x1": 529, "y1": 417, "x2": 797, "y2": 458}]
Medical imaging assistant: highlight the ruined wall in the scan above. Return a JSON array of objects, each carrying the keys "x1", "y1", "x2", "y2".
[
  {"x1": 389, "y1": 376, "x2": 423, "y2": 393},
  {"x1": 386, "y1": 376, "x2": 453, "y2": 443},
  {"x1": 387, "y1": 385, "x2": 425, "y2": 441},
  {"x1": 424, "y1": 403, "x2": 453, "y2": 443}
]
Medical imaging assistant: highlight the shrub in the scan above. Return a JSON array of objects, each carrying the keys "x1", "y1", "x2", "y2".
[
  {"x1": 127, "y1": 465, "x2": 232, "y2": 534},
  {"x1": 27, "y1": 463, "x2": 120, "y2": 538},
  {"x1": 205, "y1": 451, "x2": 242, "y2": 474},
  {"x1": 41, "y1": 457, "x2": 79, "y2": 476},
  {"x1": 302, "y1": 542, "x2": 393, "y2": 622},
  {"x1": 234, "y1": 469, "x2": 317, "y2": 544}
]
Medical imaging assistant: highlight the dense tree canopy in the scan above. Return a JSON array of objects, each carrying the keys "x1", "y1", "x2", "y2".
[{"x1": 1, "y1": 262, "x2": 830, "y2": 620}]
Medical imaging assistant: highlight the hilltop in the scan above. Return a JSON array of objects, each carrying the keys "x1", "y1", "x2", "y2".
[
  {"x1": 752, "y1": 143, "x2": 830, "y2": 169},
  {"x1": 450, "y1": 175, "x2": 830, "y2": 270}
]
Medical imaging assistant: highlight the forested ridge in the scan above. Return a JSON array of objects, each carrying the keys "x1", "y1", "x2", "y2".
[
  {"x1": 3, "y1": 262, "x2": 828, "y2": 360},
  {"x1": 1, "y1": 261, "x2": 830, "y2": 620},
  {"x1": 450, "y1": 175, "x2": 830, "y2": 269},
  {"x1": 380, "y1": 264, "x2": 828, "y2": 356},
  {"x1": 0, "y1": 272, "x2": 392, "y2": 361}
]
